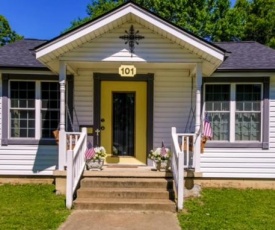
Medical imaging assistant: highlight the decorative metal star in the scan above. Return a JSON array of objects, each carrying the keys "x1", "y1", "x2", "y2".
[{"x1": 119, "y1": 25, "x2": 144, "y2": 57}]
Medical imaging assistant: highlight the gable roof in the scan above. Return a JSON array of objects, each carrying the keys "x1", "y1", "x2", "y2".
[
  {"x1": 215, "y1": 42, "x2": 275, "y2": 72},
  {"x1": 0, "y1": 39, "x2": 47, "y2": 70},
  {"x1": 35, "y1": 1, "x2": 225, "y2": 76},
  {"x1": 35, "y1": 1, "x2": 225, "y2": 54}
]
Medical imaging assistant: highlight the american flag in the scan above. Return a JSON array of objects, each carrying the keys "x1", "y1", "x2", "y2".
[
  {"x1": 161, "y1": 141, "x2": 167, "y2": 156},
  {"x1": 85, "y1": 147, "x2": 96, "y2": 160},
  {"x1": 203, "y1": 113, "x2": 213, "y2": 139}
]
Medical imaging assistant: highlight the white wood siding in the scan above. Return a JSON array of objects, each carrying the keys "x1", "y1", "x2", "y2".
[
  {"x1": 0, "y1": 145, "x2": 58, "y2": 175},
  {"x1": 73, "y1": 73, "x2": 94, "y2": 145},
  {"x1": 201, "y1": 75, "x2": 275, "y2": 178},
  {"x1": 153, "y1": 71, "x2": 195, "y2": 148},
  {"x1": 61, "y1": 22, "x2": 199, "y2": 63},
  {"x1": 73, "y1": 74, "x2": 93, "y2": 130}
]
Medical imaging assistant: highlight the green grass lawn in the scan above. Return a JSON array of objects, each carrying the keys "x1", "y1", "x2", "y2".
[
  {"x1": 0, "y1": 184, "x2": 70, "y2": 230},
  {"x1": 178, "y1": 188, "x2": 275, "y2": 230}
]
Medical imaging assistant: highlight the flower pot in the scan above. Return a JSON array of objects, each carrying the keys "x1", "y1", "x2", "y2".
[
  {"x1": 86, "y1": 159, "x2": 104, "y2": 171},
  {"x1": 155, "y1": 160, "x2": 170, "y2": 171}
]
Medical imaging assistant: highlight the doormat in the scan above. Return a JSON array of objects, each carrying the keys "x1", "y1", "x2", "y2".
[{"x1": 106, "y1": 165, "x2": 139, "y2": 168}]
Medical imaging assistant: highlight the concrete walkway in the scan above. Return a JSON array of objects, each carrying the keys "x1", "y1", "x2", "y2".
[{"x1": 58, "y1": 210, "x2": 181, "y2": 230}]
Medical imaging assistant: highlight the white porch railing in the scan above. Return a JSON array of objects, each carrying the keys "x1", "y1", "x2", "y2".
[
  {"x1": 171, "y1": 127, "x2": 196, "y2": 211},
  {"x1": 66, "y1": 128, "x2": 87, "y2": 209}
]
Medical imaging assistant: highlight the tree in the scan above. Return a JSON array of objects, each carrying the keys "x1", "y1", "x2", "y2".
[
  {"x1": 65, "y1": 0, "x2": 244, "y2": 42},
  {"x1": 234, "y1": 0, "x2": 275, "y2": 48},
  {"x1": 0, "y1": 15, "x2": 23, "y2": 46}
]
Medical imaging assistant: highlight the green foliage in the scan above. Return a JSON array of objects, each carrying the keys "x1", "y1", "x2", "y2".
[
  {"x1": 65, "y1": 0, "x2": 275, "y2": 47},
  {"x1": 66, "y1": 0, "x2": 239, "y2": 42},
  {"x1": 178, "y1": 188, "x2": 275, "y2": 229},
  {"x1": 87, "y1": 0, "x2": 124, "y2": 19},
  {"x1": 0, "y1": 184, "x2": 70, "y2": 230},
  {"x1": 0, "y1": 15, "x2": 23, "y2": 46},
  {"x1": 239, "y1": 0, "x2": 275, "y2": 48}
]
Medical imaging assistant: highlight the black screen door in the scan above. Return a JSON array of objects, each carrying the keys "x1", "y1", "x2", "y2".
[{"x1": 112, "y1": 92, "x2": 135, "y2": 156}]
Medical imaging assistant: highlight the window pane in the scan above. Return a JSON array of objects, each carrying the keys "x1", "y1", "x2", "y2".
[
  {"x1": 235, "y1": 113, "x2": 261, "y2": 141},
  {"x1": 208, "y1": 112, "x2": 230, "y2": 141},
  {"x1": 205, "y1": 85, "x2": 230, "y2": 141},
  {"x1": 236, "y1": 84, "x2": 261, "y2": 141},
  {"x1": 10, "y1": 82, "x2": 35, "y2": 109},
  {"x1": 10, "y1": 110, "x2": 35, "y2": 138},
  {"x1": 41, "y1": 82, "x2": 60, "y2": 138},
  {"x1": 10, "y1": 81, "x2": 60, "y2": 139}
]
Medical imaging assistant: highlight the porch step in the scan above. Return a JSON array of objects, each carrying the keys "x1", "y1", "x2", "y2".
[
  {"x1": 77, "y1": 187, "x2": 175, "y2": 199},
  {"x1": 74, "y1": 198, "x2": 176, "y2": 212},
  {"x1": 74, "y1": 177, "x2": 176, "y2": 212},
  {"x1": 81, "y1": 178, "x2": 173, "y2": 189}
]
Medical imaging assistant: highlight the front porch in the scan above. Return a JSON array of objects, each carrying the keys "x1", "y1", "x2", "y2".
[
  {"x1": 34, "y1": 2, "x2": 226, "y2": 210},
  {"x1": 55, "y1": 62, "x2": 204, "y2": 170}
]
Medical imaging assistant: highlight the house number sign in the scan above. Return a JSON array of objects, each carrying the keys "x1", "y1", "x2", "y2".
[{"x1": 119, "y1": 65, "x2": 136, "y2": 77}]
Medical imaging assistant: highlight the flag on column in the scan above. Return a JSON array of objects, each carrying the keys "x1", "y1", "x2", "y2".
[
  {"x1": 85, "y1": 147, "x2": 95, "y2": 160},
  {"x1": 161, "y1": 141, "x2": 167, "y2": 156},
  {"x1": 203, "y1": 113, "x2": 213, "y2": 139}
]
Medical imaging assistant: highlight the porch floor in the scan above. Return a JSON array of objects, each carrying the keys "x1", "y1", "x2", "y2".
[{"x1": 83, "y1": 166, "x2": 173, "y2": 178}]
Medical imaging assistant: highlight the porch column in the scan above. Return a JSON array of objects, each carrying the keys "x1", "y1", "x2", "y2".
[
  {"x1": 58, "y1": 61, "x2": 67, "y2": 170},
  {"x1": 194, "y1": 63, "x2": 202, "y2": 172}
]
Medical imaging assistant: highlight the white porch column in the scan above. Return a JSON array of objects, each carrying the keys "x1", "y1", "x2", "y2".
[
  {"x1": 58, "y1": 61, "x2": 67, "y2": 170},
  {"x1": 194, "y1": 63, "x2": 202, "y2": 172}
]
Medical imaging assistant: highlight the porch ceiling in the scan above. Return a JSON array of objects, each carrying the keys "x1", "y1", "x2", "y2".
[{"x1": 35, "y1": 2, "x2": 225, "y2": 76}]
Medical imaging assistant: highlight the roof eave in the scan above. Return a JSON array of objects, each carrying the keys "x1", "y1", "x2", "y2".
[
  {"x1": 216, "y1": 68, "x2": 275, "y2": 73},
  {"x1": 0, "y1": 66, "x2": 49, "y2": 71}
]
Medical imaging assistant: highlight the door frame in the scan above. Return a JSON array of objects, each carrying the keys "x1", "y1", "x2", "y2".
[{"x1": 93, "y1": 73, "x2": 154, "y2": 162}]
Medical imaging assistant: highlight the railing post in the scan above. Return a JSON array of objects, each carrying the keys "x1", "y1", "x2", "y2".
[
  {"x1": 66, "y1": 150, "x2": 73, "y2": 209},
  {"x1": 178, "y1": 144, "x2": 184, "y2": 210}
]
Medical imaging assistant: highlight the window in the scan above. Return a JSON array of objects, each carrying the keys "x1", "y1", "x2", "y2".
[
  {"x1": 235, "y1": 85, "x2": 261, "y2": 141},
  {"x1": 41, "y1": 82, "x2": 60, "y2": 138},
  {"x1": 10, "y1": 82, "x2": 35, "y2": 138},
  {"x1": 9, "y1": 81, "x2": 60, "y2": 139},
  {"x1": 205, "y1": 83, "x2": 262, "y2": 142},
  {"x1": 2, "y1": 74, "x2": 75, "y2": 146},
  {"x1": 205, "y1": 85, "x2": 230, "y2": 141}
]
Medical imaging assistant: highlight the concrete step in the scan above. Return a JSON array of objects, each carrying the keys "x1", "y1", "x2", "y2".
[
  {"x1": 81, "y1": 178, "x2": 173, "y2": 189},
  {"x1": 74, "y1": 198, "x2": 176, "y2": 212},
  {"x1": 77, "y1": 187, "x2": 175, "y2": 200}
]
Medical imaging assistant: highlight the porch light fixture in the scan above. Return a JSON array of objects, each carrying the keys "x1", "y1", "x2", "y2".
[{"x1": 119, "y1": 25, "x2": 144, "y2": 57}]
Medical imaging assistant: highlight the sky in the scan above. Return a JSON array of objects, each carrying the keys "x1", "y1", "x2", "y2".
[
  {"x1": 0, "y1": 0, "x2": 92, "y2": 40},
  {"x1": 0, "y1": 0, "x2": 237, "y2": 41}
]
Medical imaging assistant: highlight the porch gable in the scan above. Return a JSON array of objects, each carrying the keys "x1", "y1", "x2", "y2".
[{"x1": 35, "y1": 2, "x2": 225, "y2": 76}]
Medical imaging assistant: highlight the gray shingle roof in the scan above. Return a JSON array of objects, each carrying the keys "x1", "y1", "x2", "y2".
[
  {"x1": 0, "y1": 39, "x2": 275, "y2": 71},
  {"x1": 0, "y1": 39, "x2": 47, "y2": 69},
  {"x1": 215, "y1": 41, "x2": 275, "y2": 71}
]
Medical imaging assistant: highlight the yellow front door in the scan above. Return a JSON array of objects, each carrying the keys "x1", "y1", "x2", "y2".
[{"x1": 101, "y1": 81, "x2": 147, "y2": 165}]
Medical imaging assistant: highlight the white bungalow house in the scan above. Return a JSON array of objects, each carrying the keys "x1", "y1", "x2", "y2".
[{"x1": 1, "y1": 1, "x2": 275, "y2": 196}]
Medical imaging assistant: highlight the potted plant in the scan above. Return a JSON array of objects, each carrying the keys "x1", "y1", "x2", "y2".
[
  {"x1": 149, "y1": 142, "x2": 171, "y2": 171},
  {"x1": 85, "y1": 146, "x2": 106, "y2": 171}
]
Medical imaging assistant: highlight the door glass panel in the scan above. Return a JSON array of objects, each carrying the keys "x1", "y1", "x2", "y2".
[{"x1": 112, "y1": 93, "x2": 135, "y2": 156}]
